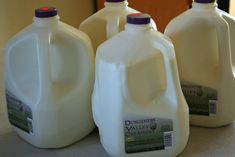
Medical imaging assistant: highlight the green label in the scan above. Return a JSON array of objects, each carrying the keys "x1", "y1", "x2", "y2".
[
  {"x1": 181, "y1": 83, "x2": 218, "y2": 116},
  {"x1": 124, "y1": 117, "x2": 173, "y2": 154},
  {"x1": 6, "y1": 90, "x2": 33, "y2": 134}
]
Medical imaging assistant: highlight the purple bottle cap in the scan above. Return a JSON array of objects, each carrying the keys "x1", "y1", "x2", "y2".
[
  {"x1": 106, "y1": 0, "x2": 125, "y2": 2},
  {"x1": 127, "y1": 13, "x2": 151, "y2": 25},
  {"x1": 35, "y1": 7, "x2": 57, "y2": 18},
  {"x1": 194, "y1": 0, "x2": 216, "y2": 3}
]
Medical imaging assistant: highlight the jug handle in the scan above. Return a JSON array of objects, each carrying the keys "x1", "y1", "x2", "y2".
[
  {"x1": 77, "y1": 33, "x2": 96, "y2": 122},
  {"x1": 159, "y1": 40, "x2": 180, "y2": 104},
  {"x1": 218, "y1": 10, "x2": 235, "y2": 70},
  {"x1": 37, "y1": 33, "x2": 53, "y2": 102},
  {"x1": 214, "y1": 13, "x2": 233, "y2": 78},
  {"x1": 76, "y1": 31, "x2": 95, "y2": 91},
  {"x1": 106, "y1": 15, "x2": 120, "y2": 39},
  {"x1": 38, "y1": 29, "x2": 95, "y2": 104},
  {"x1": 92, "y1": 63, "x2": 101, "y2": 127}
]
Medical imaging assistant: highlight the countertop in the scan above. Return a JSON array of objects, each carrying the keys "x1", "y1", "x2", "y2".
[{"x1": 1, "y1": 52, "x2": 235, "y2": 157}]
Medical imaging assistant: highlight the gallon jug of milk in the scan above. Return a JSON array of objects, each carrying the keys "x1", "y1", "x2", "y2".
[
  {"x1": 4, "y1": 7, "x2": 95, "y2": 148},
  {"x1": 79, "y1": 0, "x2": 156, "y2": 52},
  {"x1": 165, "y1": 0, "x2": 235, "y2": 127},
  {"x1": 92, "y1": 13, "x2": 189, "y2": 157}
]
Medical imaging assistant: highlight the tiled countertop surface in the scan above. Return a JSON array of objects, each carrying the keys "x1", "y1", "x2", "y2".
[{"x1": 1, "y1": 49, "x2": 235, "y2": 157}]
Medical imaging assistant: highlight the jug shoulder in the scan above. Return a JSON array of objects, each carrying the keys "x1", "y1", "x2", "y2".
[
  {"x1": 97, "y1": 31, "x2": 147, "y2": 60},
  {"x1": 166, "y1": 9, "x2": 221, "y2": 33},
  {"x1": 125, "y1": 7, "x2": 139, "y2": 14},
  {"x1": 59, "y1": 22, "x2": 93, "y2": 45},
  {"x1": 80, "y1": 6, "x2": 138, "y2": 28},
  {"x1": 165, "y1": 10, "x2": 192, "y2": 30},
  {"x1": 79, "y1": 9, "x2": 107, "y2": 29},
  {"x1": 149, "y1": 30, "x2": 174, "y2": 47},
  {"x1": 5, "y1": 24, "x2": 36, "y2": 51},
  {"x1": 97, "y1": 30, "x2": 174, "y2": 65},
  {"x1": 80, "y1": 7, "x2": 122, "y2": 26},
  {"x1": 218, "y1": 9, "x2": 235, "y2": 24},
  {"x1": 143, "y1": 30, "x2": 176, "y2": 59}
]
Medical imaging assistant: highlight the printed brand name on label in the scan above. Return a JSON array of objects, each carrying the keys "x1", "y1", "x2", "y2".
[
  {"x1": 181, "y1": 83, "x2": 218, "y2": 116},
  {"x1": 6, "y1": 90, "x2": 34, "y2": 134},
  {"x1": 124, "y1": 117, "x2": 173, "y2": 154}
]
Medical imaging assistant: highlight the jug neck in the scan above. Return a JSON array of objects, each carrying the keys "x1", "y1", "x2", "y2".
[
  {"x1": 125, "y1": 23, "x2": 152, "y2": 33},
  {"x1": 33, "y1": 15, "x2": 59, "y2": 27},
  {"x1": 192, "y1": 1, "x2": 217, "y2": 11},
  {"x1": 104, "y1": 0, "x2": 128, "y2": 9}
]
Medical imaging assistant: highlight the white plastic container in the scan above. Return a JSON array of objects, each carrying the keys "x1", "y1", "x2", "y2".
[
  {"x1": 4, "y1": 7, "x2": 95, "y2": 148},
  {"x1": 79, "y1": 0, "x2": 156, "y2": 52},
  {"x1": 93, "y1": 13, "x2": 189, "y2": 157},
  {"x1": 165, "y1": 0, "x2": 235, "y2": 127}
]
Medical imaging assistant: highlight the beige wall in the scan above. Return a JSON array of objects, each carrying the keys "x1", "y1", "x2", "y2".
[
  {"x1": 0, "y1": 0, "x2": 95, "y2": 48},
  {"x1": 230, "y1": 0, "x2": 235, "y2": 16}
]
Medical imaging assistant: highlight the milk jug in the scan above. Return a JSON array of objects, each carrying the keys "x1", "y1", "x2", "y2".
[
  {"x1": 92, "y1": 13, "x2": 189, "y2": 157},
  {"x1": 4, "y1": 7, "x2": 95, "y2": 148},
  {"x1": 79, "y1": 0, "x2": 157, "y2": 52},
  {"x1": 165, "y1": 0, "x2": 235, "y2": 127}
]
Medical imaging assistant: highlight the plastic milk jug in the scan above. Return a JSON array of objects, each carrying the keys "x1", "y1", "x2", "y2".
[
  {"x1": 165, "y1": 0, "x2": 235, "y2": 127},
  {"x1": 79, "y1": 0, "x2": 157, "y2": 53},
  {"x1": 92, "y1": 13, "x2": 189, "y2": 157},
  {"x1": 4, "y1": 7, "x2": 95, "y2": 148}
]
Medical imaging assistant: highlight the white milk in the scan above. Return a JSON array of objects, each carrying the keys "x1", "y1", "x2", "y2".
[
  {"x1": 165, "y1": 0, "x2": 235, "y2": 127},
  {"x1": 93, "y1": 13, "x2": 189, "y2": 157},
  {"x1": 79, "y1": 0, "x2": 156, "y2": 53},
  {"x1": 4, "y1": 7, "x2": 95, "y2": 148}
]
